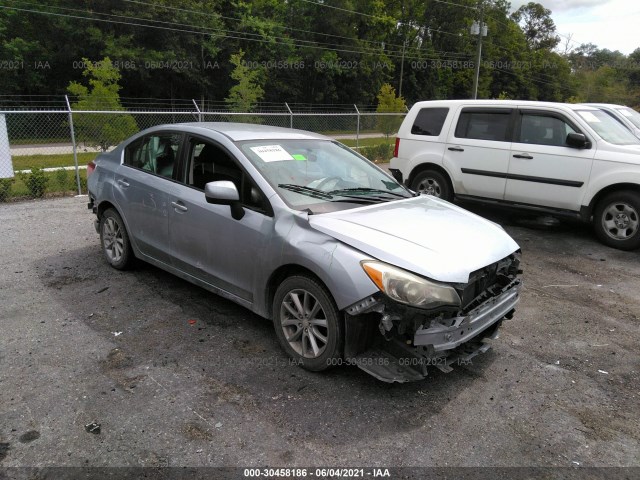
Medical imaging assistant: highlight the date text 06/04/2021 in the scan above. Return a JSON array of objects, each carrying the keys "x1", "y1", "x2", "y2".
[{"x1": 243, "y1": 468, "x2": 391, "y2": 478}]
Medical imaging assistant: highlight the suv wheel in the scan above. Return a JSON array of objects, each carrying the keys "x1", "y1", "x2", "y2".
[
  {"x1": 594, "y1": 191, "x2": 640, "y2": 250},
  {"x1": 411, "y1": 170, "x2": 452, "y2": 201}
]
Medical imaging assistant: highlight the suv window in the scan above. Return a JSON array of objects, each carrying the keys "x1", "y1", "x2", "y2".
[
  {"x1": 124, "y1": 133, "x2": 181, "y2": 178},
  {"x1": 455, "y1": 110, "x2": 511, "y2": 142},
  {"x1": 411, "y1": 108, "x2": 449, "y2": 136},
  {"x1": 518, "y1": 113, "x2": 576, "y2": 146}
]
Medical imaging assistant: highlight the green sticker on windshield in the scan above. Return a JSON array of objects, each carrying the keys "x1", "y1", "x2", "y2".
[{"x1": 292, "y1": 154, "x2": 307, "y2": 161}]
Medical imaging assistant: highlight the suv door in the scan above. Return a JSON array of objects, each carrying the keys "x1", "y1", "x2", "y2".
[
  {"x1": 444, "y1": 107, "x2": 514, "y2": 200},
  {"x1": 114, "y1": 131, "x2": 183, "y2": 264},
  {"x1": 168, "y1": 135, "x2": 275, "y2": 303},
  {"x1": 505, "y1": 109, "x2": 596, "y2": 210}
]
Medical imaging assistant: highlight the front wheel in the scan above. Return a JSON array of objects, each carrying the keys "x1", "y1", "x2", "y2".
[
  {"x1": 273, "y1": 275, "x2": 343, "y2": 372},
  {"x1": 99, "y1": 208, "x2": 134, "y2": 269},
  {"x1": 410, "y1": 169, "x2": 453, "y2": 201},
  {"x1": 593, "y1": 190, "x2": 640, "y2": 250}
]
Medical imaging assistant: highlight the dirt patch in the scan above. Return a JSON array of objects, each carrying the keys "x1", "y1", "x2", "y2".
[{"x1": 18, "y1": 431, "x2": 40, "y2": 443}]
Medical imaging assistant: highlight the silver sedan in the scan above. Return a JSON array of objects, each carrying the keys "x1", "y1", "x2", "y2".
[{"x1": 87, "y1": 123, "x2": 522, "y2": 382}]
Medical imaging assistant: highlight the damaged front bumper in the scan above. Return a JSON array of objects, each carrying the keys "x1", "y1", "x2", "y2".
[
  {"x1": 414, "y1": 280, "x2": 520, "y2": 351},
  {"x1": 344, "y1": 277, "x2": 522, "y2": 383}
]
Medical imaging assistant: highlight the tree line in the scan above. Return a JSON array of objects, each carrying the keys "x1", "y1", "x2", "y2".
[{"x1": 0, "y1": 0, "x2": 638, "y2": 109}]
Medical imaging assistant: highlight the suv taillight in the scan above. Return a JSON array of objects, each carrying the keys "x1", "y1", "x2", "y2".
[
  {"x1": 87, "y1": 160, "x2": 96, "y2": 177},
  {"x1": 393, "y1": 137, "x2": 400, "y2": 158}
]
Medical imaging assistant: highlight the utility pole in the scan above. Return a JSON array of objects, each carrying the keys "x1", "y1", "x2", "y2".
[{"x1": 471, "y1": 2, "x2": 487, "y2": 99}]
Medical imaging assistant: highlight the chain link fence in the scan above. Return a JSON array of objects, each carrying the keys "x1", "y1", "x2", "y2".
[{"x1": 0, "y1": 100, "x2": 405, "y2": 202}]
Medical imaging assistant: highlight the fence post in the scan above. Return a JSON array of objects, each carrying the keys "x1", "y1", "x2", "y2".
[
  {"x1": 65, "y1": 95, "x2": 81, "y2": 195},
  {"x1": 354, "y1": 104, "x2": 360, "y2": 149},
  {"x1": 192, "y1": 99, "x2": 202, "y2": 122},
  {"x1": 285, "y1": 103, "x2": 293, "y2": 129}
]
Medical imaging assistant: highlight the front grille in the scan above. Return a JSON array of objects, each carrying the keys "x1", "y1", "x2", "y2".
[{"x1": 459, "y1": 253, "x2": 520, "y2": 311}]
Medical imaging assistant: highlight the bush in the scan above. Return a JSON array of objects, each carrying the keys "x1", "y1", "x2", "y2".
[
  {"x1": 20, "y1": 167, "x2": 49, "y2": 198},
  {"x1": 79, "y1": 172, "x2": 88, "y2": 194},
  {"x1": 0, "y1": 178, "x2": 14, "y2": 202},
  {"x1": 359, "y1": 143, "x2": 394, "y2": 163},
  {"x1": 54, "y1": 168, "x2": 70, "y2": 191}
]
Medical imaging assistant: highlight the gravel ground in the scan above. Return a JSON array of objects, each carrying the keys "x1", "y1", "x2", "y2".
[{"x1": 0, "y1": 196, "x2": 638, "y2": 475}]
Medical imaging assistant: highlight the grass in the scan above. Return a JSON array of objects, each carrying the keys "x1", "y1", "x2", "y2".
[
  {"x1": 12, "y1": 152, "x2": 99, "y2": 171},
  {"x1": 10, "y1": 137, "x2": 72, "y2": 146},
  {"x1": 339, "y1": 137, "x2": 394, "y2": 148},
  {"x1": 1, "y1": 169, "x2": 88, "y2": 200}
]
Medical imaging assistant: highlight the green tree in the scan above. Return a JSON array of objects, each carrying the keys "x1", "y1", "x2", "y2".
[
  {"x1": 569, "y1": 44, "x2": 639, "y2": 105},
  {"x1": 511, "y1": 2, "x2": 560, "y2": 51},
  {"x1": 376, "y1": 83, "x2": 406, "y2": 138},
  {"x1": 67, "y1": 57, "x2": 137, "y2": 151},
  {"x1": 225, "y1": 50, "x2": 265, "y2": 112}
]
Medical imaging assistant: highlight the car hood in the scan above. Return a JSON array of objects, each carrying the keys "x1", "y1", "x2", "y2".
[{"x1": 308, "y1": 195, "x2": 519, "y2": 283}]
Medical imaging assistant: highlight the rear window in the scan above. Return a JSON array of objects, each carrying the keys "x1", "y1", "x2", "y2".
[
  {"x1": 455, "y1": 110, "x2": 512, "y2": 142},
  {"x1": 411, "y1": 108, "x2": 449, "y2": 136}
]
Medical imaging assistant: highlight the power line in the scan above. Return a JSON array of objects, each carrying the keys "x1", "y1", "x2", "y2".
[
  {"x1": 297, "y1": 0, "x2": 384, "y2": 20},
  {"x1": 4, "y1": 0, "x2": 580, "y2": 93},
  {"x1": 123, "y1": 0, "x2": 471, "y2": 54},
  {"x1": 123, "y1": 0, "x2": 399, "y2": 50},
  {"x1": 1, "y1": 2, "x2": 472, "y2": 61},
  {"x1": 432, "y1": 0, "x2": 477, "y2": 11},
  {"x1": 493, "y1": 66, "x2": 575, "y2": 94}
]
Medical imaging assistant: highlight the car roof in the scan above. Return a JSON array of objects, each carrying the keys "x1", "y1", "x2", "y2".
[
  {"x1": 582, "y1": 103, "x2": 629, "y2": 109},
  {"x1": 408, "y1": 99, "x2": 599, "y2": 112},
  {"x1": 152, "y1": 122, "x2": 330, "y2": 142}
]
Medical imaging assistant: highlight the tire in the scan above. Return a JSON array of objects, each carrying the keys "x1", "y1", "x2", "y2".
[
  {"x1": 273, "y1": 275, "x2": 343, "y2": 372},
  {"x1": 410, "y1": 169, "x2": 453, "y2": 201},
  {"x1": 99, "y1": 208, "x2": 134, "y2": 270},
  {"x1": 593, "y1": 190, "x2": 640, "y2": 250}
]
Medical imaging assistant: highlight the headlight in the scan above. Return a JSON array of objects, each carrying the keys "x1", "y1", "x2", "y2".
[{"x1": 361, "y1": 261, "x2": 461, "y2": 309}]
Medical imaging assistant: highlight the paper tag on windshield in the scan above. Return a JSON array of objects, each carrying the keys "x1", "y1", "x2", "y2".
[
  {"x1": 578, "y1": 111, "x2": 601, "y2": 123},
  {"x1": 250, "y1": 145, "x2": 294, "y2": 162}
]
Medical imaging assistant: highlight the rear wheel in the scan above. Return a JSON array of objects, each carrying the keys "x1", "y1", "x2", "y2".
[
  {"x1": 593, "y1": 190, "x2": 640, "y2": 250},
  {"x1": 411, "y1": 169, "x2": 452, "y2": 201},
  {"x1": 273, "y1": 275, "x2": 343, "y2": 372},
  {"x1": 100, "y1": 208, "x2": 134, "y2": 269}
]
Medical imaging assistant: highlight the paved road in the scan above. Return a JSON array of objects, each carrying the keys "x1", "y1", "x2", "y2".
[{"x1": 0, "y1": 197, "x2": 638, "y2": 474}]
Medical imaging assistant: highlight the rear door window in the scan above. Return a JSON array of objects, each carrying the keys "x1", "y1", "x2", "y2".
[
  {"x1": 454, "y1": 109, "x2": 512, "y2": 142},
  {"x1": 124, "y1": 133, "x2": 182, "y2": 178},
  {"x1": 411, "y1": 108, "x2": 449, "y2": 136}
]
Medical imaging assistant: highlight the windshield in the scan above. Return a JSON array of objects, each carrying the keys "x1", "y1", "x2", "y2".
[
  {"x1": 238, "y1": 139, "x2": 413, "y2": 213},
  {"x1": 576, "y1": 109, "x2": 640, "y2": 145},
  {"x1": 616, "y1": 107, "x2": 640, "y2": 129}
]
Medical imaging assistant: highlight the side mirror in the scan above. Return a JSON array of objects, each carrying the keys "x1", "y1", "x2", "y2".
[
  {"x1": 566, "y1": 132, "x2": 589, "y2": 149},
  {"x1": 204, "y1": 180, "x2": 244, "y2": 220}
]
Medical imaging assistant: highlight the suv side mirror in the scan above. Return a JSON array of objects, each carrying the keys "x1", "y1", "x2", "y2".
[
  {"x1": 204, "y1": 181, "x2": 245, "y2": 220},
  {"x1": 566, "y1": 132, "x2": 589, "y2": 149}
]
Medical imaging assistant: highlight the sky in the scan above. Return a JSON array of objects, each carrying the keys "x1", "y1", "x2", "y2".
[{"x1": 510, "y1": 0, "x2": 640, "y2": 55}]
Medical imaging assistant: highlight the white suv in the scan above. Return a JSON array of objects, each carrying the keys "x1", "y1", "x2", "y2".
[{"x1": 390, "y1": 100, "x2": 640, "y2": 250}]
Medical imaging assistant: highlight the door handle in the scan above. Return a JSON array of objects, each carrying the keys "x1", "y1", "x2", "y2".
[
  {"x1": 448, "y1": 146, "x2": 464, "y2": 152},
  {"x1": 171, "y1": 201, "x2": 188, "y2": 212},
  {"x1": 117, "y1": 178, "x2": 130, "y2": 187},
  {"x1": 513, "y1": 154, "x2": 533, "y2": 159}
]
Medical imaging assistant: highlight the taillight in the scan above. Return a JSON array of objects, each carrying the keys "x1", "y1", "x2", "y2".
[
  {"x1": 87, "y1": 160, "x2": 96, "y2": 177},
  {"x1": 393, "y1": 137, "x2": 400, "y2": 158}
]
